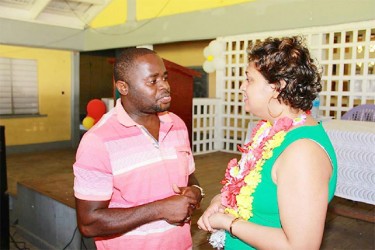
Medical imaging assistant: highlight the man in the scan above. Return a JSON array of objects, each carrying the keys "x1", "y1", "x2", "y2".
[{"x1": 73, "y1": 48, "x2": 204, "y2": 249}]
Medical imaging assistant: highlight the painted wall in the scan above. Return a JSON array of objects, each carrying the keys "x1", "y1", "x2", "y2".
[
  {"x1": 155, "y1": 40, "x2": 217, "y2": 98},
  {"x1": 0, "y1": 45, "x2": 72, "y2": 146}
]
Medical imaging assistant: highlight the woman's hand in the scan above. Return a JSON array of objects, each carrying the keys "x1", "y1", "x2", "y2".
[
  {"x1": 208, "y1": 212, "x2": 235, "y2": 231},
  {"x1": 197, "y1": 194, "x2": 225, "y2": 232}
]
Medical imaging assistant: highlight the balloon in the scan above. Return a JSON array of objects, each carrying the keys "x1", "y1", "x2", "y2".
[
  {"x1": 203, "y1": 39, "x2": 226, "y2": 73},
  {"x1": 87, "y1": 99, "x2": 106, "y2": 122},
  {"x1": 203, "y1": 46, "x2": 212, "y2": 58},
  {"x1": 209, "y1": 40, "x2": 225, "y2": 56},
  {"x1": 203, "y1": 61, "x2": 215, "y2": 73},
  {"x1": 82, "y1": 116, "x2": 95, "y2": 130}
]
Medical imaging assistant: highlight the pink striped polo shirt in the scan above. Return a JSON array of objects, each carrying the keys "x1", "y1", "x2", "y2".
[{"x1": 73, "y1": 99, "x2": 194, "y2": 250}]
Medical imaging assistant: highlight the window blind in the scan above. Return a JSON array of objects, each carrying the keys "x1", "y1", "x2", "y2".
[{"x1": 0, "y1": 57, "x2": 38, "y2": 115}]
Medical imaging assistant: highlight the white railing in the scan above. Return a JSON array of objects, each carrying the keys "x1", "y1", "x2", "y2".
[{"x1": 192, "y1": 98, "x2": 221, "y2": 155}]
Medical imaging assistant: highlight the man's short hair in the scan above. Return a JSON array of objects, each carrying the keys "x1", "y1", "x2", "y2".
[{"x1": 114, "y1": 47, "x2": 157, "y2": 84}]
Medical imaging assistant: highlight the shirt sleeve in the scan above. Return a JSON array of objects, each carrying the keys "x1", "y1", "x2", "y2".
[
  {"x1": 181, "y1": 118, "x2": 195, "y2": 175},
  {"x1": 73, "y1": 132, "x2": 113, "y2": 201}
]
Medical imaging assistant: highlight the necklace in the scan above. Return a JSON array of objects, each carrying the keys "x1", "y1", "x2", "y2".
[{"x1": 221, "y1": 113, "x2": 307, "y2": 220}]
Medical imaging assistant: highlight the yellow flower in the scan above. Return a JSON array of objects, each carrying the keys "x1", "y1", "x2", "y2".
[
  {"x1": 271, "y1": 132, "x2": 286, "y2": 146},
  {"x1": 245, "y1": 170, "x2": 261, "y2": 183},
  {"x1": 237, "y1": 192, "x2": 251, "y2": 205},
  {"x1": 262, "y1": 149, "x2": 273, "y2": 159},
  {"x1": 239, "y1": 208, "x2": 252, "y2": 220},
  {"x1": 225, "y1": 208, "x2": 239, "y2": 217},
  {"x1": 254, "y1": 159, "x2": 263, "y2": 169},
  {"x1": 239, "y1": 185, "x2": 252, "y2": 195}
]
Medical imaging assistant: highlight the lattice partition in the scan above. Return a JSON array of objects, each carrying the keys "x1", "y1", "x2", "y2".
[
  {"x1": 215, "y1": 20, "x2": 375, "y2": 153},
  {"x1": 192, "y1": 98, "x2": 220, "y2": 155}
]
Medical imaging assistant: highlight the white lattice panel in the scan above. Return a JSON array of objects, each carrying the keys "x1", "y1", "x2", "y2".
[
  {"x1": 216, "y1": 20, "x2": 375, "y2": 153},
  {"x1": 192, "y1": 98, "x2": 220, "y2": 155}
]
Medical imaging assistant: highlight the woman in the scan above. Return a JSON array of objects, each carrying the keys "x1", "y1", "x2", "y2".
[{"x1": 197, "y1": 36, "x2": 337, "y2": 249}]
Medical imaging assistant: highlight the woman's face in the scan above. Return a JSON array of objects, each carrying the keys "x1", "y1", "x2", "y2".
[{"x1": 240, "y1": 62, "x2": 275, "y2": 116}]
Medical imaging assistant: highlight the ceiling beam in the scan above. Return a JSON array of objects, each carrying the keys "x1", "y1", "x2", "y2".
[
  {"x1": 29, "y1": 0, "x2": 51, "y2": 19},
  {"x1": 68, "y1": 0, "x2": 105, "y2": 4},
  {"x1": 0, "y1": 6, "x2": 31, "y2": 20}
]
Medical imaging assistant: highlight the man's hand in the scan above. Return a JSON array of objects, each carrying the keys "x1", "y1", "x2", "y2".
[
  {"x1": 172, "y1": 184, "x2": 201, "y2": 223},
  {"x1": 158, "y1": 192, "x2": 197, "y2": 225},
  {"x1": 173, "y1": 184, "x2": 203, "y2": 208}
]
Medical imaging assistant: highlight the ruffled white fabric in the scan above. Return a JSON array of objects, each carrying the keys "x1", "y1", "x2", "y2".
[{"x1": 323, "y1": 120, "x2": 375, "y2": 205}]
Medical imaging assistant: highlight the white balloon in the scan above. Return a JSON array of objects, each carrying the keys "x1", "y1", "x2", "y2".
[
  {"x1": 213, "y1": 57, "x2": 226, "y2": 70},
  {"x1": 203, "y1": 60, "x2": 215, "y2": 73},
  {"x1": 209, "y1": 40, "x2": 225, "y2": 56},
  {"x1": 203, "y1": 46, "x2": 212, "y2": 58}
]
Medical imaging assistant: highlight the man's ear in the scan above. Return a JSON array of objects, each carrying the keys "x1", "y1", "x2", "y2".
[{"x1": 115, "y1": 81, "x2": 128, "y2": 95}]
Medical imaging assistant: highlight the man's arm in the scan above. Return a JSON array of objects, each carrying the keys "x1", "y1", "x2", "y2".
[
  {"x1": 188, "y1": 172, "x2": 200, "y2": 186},
  {"x1": 76, "y1": 192, "x2": 197, "y2": 238}
]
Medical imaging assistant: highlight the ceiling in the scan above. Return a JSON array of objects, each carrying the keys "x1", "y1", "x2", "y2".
[
  {"x1": 0, "y1": 0, "x2": 111, "y2": 29},
  {"x1": 1, "y1": 0, "x2": 374, "y2": 51}
]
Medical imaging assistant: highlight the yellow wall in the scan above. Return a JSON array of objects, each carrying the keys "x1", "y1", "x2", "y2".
[
  {"x1": 155, "y1": 40, "x2": 217, "y2": 98},
  {"x1": 0, "y1": 45, "x2": 72, "y2": 146}
]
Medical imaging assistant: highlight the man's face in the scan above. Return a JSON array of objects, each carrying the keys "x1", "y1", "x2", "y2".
[{"x1": 126, "y1": 54, "x2": 171, "y2": 114}]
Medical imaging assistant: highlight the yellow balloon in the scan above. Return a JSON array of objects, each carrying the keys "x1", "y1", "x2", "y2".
[{"x1": 82, "y1": 116, "x2": 95, "y2": 130}]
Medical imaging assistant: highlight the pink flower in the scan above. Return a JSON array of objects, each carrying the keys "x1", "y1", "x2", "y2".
[
  {"x1": 222, "y1": 158, "x2": 238, "y2": 182},
  {"x1": 238, "y1": 144, "x2": 248, "y2": 153},
  {"x1": 251, "y1": 120, "x2": 266, "y2": 138},
  {"x1": 227, "y1": 158, "x2": 238, "y2": 169},
  {"x1": 221, "y1": 178, "x2": 244, "y2": 208},
  {"x1": 272, "y1": 117, "x2": 293, "y2": 133}
]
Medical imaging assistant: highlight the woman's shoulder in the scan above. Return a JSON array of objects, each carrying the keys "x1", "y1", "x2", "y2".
[
  {"x1": 276, "y1": 138, "x2": 332, "y2": 182},
  {"x1": 282, "y1": 122, "x2": 334, "y2": 162}
]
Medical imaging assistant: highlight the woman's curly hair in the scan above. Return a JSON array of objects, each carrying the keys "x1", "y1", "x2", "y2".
[{"x1": 247, "y1": 36, "x2": 322, "y2": 111}]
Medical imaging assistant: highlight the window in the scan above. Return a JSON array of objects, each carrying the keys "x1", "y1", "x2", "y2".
[{"x1": 0, "y1": 58, "x2": 39, "y2": 115}]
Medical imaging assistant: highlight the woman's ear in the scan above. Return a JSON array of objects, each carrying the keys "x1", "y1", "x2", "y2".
[
  {"x1": 270, "y1": 80, "x2": 287, "y2": 98},
  {"x1": 279, "y1": 80, "x2": 287, "y2": 89},
  {"x1": 269, "y1": 83, "x2": 279, "y2": 98},
  {"x1": 115, "y1": 81, "x2": 128, "y2": 95}
]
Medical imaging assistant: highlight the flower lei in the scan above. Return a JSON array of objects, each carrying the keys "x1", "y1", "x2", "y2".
[{"x1": 209, "y1": 114, "x2": 306, "y2": 248}]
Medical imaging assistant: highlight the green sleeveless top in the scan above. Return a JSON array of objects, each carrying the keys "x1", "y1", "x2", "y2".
[{"x1": 224, "y1": 123, "x2": 337, "y2": 250}]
